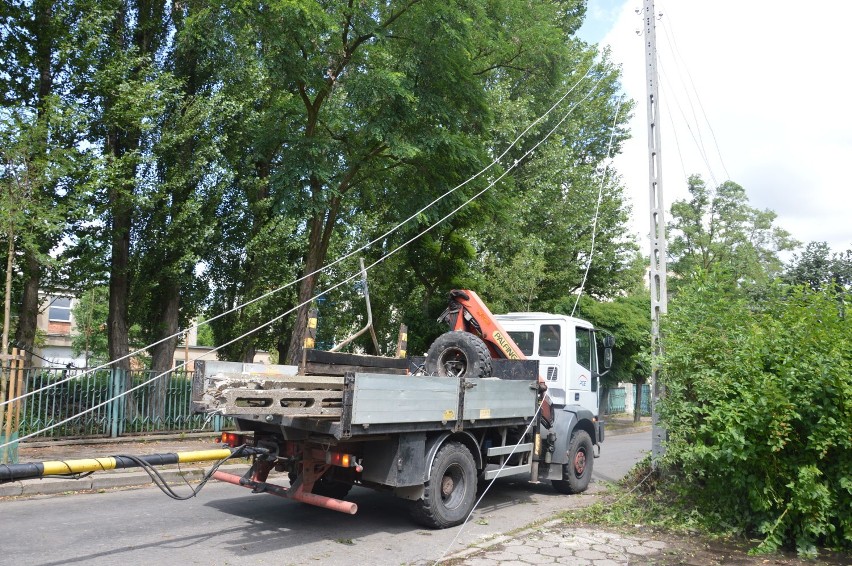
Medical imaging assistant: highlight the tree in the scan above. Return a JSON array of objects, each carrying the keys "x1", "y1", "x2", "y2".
[
  {"x1": 668, "y1": 175, "x2": 798, "y2": 287},
  {"x1": 71, "y1": 287, "x2": 109, "y2": 367},
  {"x1": 785, "y1": 241, "x2": 851, "y2": 294},
  {"x1": 130, "y1": 0, "x2": 224, "y2": 380},
  {"x1": 196, "y1": 0, "x2": 620, "y2": 365},
  {"x1": 660, "y1": 275, "x2": 851, "y2": 555},
  {"x1": 0, "y1": 0, "x2": 91, "y2": 364}
]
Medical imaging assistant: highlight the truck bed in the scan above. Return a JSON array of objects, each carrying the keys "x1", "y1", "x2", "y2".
[{"x1": 192, "y1": 355, "x2": 540, "y2": 440}]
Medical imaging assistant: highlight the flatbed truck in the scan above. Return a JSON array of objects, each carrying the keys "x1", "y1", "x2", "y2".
[{"x1": 191, "y1": 290, "x2": 613, "y2": 528}]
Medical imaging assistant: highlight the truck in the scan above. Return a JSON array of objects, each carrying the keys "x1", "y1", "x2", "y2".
[{"x1": 192, "y1": 289, "x2": 613, "y2": 528}]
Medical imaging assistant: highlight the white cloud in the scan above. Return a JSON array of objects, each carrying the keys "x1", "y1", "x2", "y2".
[{"x1": 600, "y1": 1, "x2": 852, "y2": 253}]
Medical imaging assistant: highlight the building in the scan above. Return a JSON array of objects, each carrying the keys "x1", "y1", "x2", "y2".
[{"x1": 35, "y1": 293, "x2": 269, "y2": 370}]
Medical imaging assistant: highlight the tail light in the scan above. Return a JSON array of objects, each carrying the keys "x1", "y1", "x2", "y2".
[
  {"x1": 324, "y1": 451, "x2": 361, "y2": 471},
  {"x1": 220, "y1": 432, "x2": 247, "y2": 447}
]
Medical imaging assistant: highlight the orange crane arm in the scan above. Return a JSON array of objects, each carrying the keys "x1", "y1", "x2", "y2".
[
  {"x1": 438, "y1": 290, "x2": 553, "y2": 426},
  {"x1": 439, "y1": 289, "x2": 526, "y2": 360}
]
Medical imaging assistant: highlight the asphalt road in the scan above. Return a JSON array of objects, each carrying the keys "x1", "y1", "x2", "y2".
[{"x1": 1, "y1": 430, "x2": 651, "y2": 566}]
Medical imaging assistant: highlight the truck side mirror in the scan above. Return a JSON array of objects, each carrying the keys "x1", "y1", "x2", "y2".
[
  {"x1": 603, "y1": 347, "x2": 613, "y2": 370},
  {"x1": 603, "y1": 335, "x2": 615, "y2": 349}
]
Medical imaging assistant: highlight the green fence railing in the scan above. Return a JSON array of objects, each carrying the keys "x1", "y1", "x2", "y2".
[
  {"x1": 606, "y1": 387, "x2": 627, "y2": 414},
  {"x1": 605, "y1": 384, "x2": 652, "y2": 416},
  {"x1": 16, "y1": 367, "x2": 229, "y2": 440}
]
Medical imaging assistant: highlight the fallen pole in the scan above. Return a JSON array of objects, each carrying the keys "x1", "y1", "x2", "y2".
[
  {"x1": 0, "y1": 447, "x2": 261, "y2": 483},
  {"x1": 211, "y1": 470, "x2": 358, "y2": 515}
]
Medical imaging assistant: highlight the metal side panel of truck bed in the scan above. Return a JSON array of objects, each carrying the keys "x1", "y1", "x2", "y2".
[
  {"x1": 192, "y1": 359, "x2": 539, "y2": 439},
  {"x1": 349, "y1": 374, "x2": 537, "y2": 425}
]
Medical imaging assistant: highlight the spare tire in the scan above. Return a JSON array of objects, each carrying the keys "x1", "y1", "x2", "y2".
[{"x1": 425, "y1": 331, "x2": 492, "y2": 379}]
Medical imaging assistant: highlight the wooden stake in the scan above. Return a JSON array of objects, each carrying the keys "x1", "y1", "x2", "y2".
[
  {"x1": 0, "y1": 354, "x2": 6, "y2": 463},
  {"x1": 13, "y1": 348, "x2": 23, "y2": 432},
  {"x1": 2, "y1": 349, "x2": 17, "y2": 463}
]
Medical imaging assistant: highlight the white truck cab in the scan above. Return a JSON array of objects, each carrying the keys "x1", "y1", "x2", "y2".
[{"x1": 495, "y1": 313, "x2": 603, "y2": 414}]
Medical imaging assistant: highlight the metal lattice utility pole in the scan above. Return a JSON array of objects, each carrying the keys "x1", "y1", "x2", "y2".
[{"x1": 644, "y1": 0, "x2": 668, "y2": 463}]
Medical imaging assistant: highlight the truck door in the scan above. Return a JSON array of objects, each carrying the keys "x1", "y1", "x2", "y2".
[
  {"x1": 505, "y1": 323, "x2": 568, "y2": 406},
  {"x1": 538, "y1": 323, "x2": 566, "y2": 406},
  {"x1": 572, "y1": 326, "x2": 599, "y2": 413}
]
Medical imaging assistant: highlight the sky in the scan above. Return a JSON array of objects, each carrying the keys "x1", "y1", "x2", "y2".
[{"x1": 577, "y1": 1, "x2": 852, "y2": 256}]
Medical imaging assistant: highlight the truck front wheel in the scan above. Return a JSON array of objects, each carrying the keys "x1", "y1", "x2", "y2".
[
  {"x1": 411, "y1": 441, "x2": 477, "y2": 528},
  {"x1": 552, "y1": 430, "x2": 593, "y2": 495}
]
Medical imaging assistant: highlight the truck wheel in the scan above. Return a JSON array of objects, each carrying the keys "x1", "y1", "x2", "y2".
[
  {"x1": 425, "y1": 331, "x2": 492, "y2": 379},
  {"x1": 551, "y1": 430, "x2": 593, "y2": 495},
  {"x1": 411, "y1": 441, "x2": 477, "y2": 528}
]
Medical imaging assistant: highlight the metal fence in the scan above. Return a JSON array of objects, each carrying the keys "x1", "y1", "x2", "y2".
[
  {"x1": 15, "y1": 366, "x2": 229, "y2": 440},
  {"x1": 604, "y1": 384, "x2": 652, "y2": 416},
  {"x1": 638, "y1": 383, "x2": 651, "y2": 416},
  {"x1": 606, "y1": 387, "x2": 627, "y2": 414}
]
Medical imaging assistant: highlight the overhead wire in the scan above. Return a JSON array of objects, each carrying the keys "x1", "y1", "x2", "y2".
[
  {"x1": 571, "y1": 95, "x2": 624, "y2": 317},
  {"x1": 661, "y1": 83, "x2": 689, "y2": 184},
  {"x1": 1, "y1": 62, "x2": 601, "y2": 410},
  {"x1": 657, "y1": 60, "x2": 719, "y2": 188},
  {"x1": 1, "y1": 74, "x2": 608, "y2": 450},
  {"x1": 433, "y1": 394, "x2": 549, "y2": 565},
  {"x1": 657, "y1": 3, "x2": 731, "y2": 181}
]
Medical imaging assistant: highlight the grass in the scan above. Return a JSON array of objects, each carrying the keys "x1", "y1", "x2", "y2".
[{"x1": 561, "y1": 456, "x2": 745, "y2": 541}]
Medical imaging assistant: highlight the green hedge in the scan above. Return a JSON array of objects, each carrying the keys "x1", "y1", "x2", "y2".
[{"x1": 660, "y1": 279, "x2": 851, "y2": 555}]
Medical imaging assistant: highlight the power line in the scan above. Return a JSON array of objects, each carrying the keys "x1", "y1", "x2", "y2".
[
  {"x1": 657, "y1": 3, "x2": 731, "y2": 181},
  {"x1": 2, "y1": 62, "x2": 604, "y2": 409},
  {"x1": 571, "y1": 95, "x2": 625, "y2": 316},
  {"x1": 657, "y1": 60, "x2": 719, "y2": 187},
  {"x1": 1, "y1": 78, "x2": 606, "y2": 449}
]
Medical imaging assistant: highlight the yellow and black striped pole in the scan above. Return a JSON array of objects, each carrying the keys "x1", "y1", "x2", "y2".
[{"x1": 0, "y1": 447, "x2": 258, "y2": 483}]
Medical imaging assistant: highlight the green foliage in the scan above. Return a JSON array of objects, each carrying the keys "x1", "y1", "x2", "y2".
[
  {"x1": 194, "y1": 318, "x2": 215, "y2": 348},
  {"x1": 668, "y1": 175, "x2": 798, "y2": 289},
  {"x1": 71, "y1": 287, "x2": 109, "y2": 366},
  {"x1": 785, "y1": 242, "x2": 852, "y2": 311},
  {"x1": 71, "y1": 286, "x2": 145, "y2": 367},
  {"x1": 2, "y1": 0, "x2": 641, "y2": 368},
  {"x1": 660, "y1": 275, "x2": 852, "y2": 555}
]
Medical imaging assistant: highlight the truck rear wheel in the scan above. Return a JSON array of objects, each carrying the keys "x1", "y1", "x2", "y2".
[
  {"x1": 425, "y1": 331, "x2": 492, "y2": 379},
  {"x1": 411, "y1": 441, "x2": 477, "y2": 528},
  {"x1": 552, "y1": 430, "x2": 593, "y2": 495}
]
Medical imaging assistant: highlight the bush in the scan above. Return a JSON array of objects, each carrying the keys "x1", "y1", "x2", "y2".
[{"x1": 660, "y1": 277, "x2": 851, "y2": 556}]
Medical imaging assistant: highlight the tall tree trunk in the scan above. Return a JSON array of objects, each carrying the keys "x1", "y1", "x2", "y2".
[
  {"x1": 107, "y1": 194, "x2": 132, "y2": 370},
  {"x1": 13, "y1": 0, "x2": 54, "y2": 367},
  {"x1": 14, "y1": 252, "x2": 40, "y2": 366},
  {"x1": 2, "y1": 234, "x2": 13, "y2": 357},
  {"x1": 285, "y1": 200, "x2": 338, "y2": 364},
  {"x1": 149, "y1": 283, "x2": 179, "y2": 420},
  {"x1": 633, "y1": 380, "x2": 644, "y2": 423}
]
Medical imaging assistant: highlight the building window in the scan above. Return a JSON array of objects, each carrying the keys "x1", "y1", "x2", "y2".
[{"x1": 49, "y1": 297, "x2": 72, "y2": 322}]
